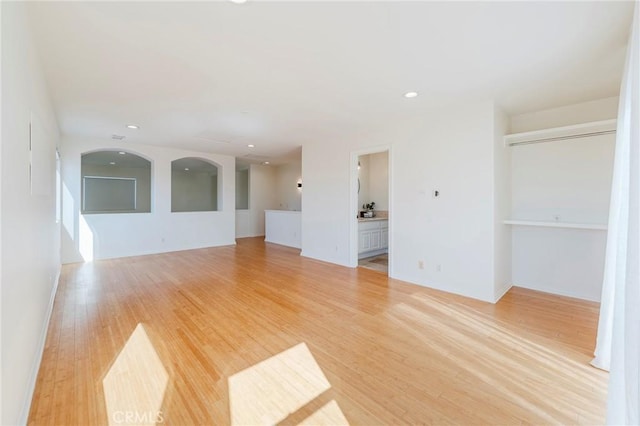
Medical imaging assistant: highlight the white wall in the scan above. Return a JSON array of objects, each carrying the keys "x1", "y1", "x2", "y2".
[
  {"x1": 61, "y1": 136, "x2": 235, "y2": 263},
  {"x1": 235, "y1": 210, "x2": 251, "y2": 238},
  {"x1": 303, "y1": 101, "x2": 504, "y2": 302},
  {"x1": 511, "y1": 134, "x2": 614, "y2": 223},
  {"x1": 246, "y1": 164, "x2": 277, "y2": 237},
  {"x1": 235, "y1": 168, "x2": 250, "y2": 237},
  {"x1": 493, "y1": 106, "x2": 512, "y2": 300},
  {"x1": 235, "y1": 169, "x2": 249, "y2": 210},
  {"x1": 235, "y1": 164, "x2": 278, "y2": 239},
  {"x1": 265, "y1": 210, "x2": 301, "y2": 249},
  {"x1": 510, "y1": 96, "x2": 618, "y2": 133},
  {"x1": 508, "y1": 97, "x2": 616, "y2": 301},
  {"x1": 1, "y1": 2, "x2": 61, "y2": 423},
  {"x1": 1, "y1": 0, "x2": 3, "y2": 417},
  {"x1": 357, "y1": 152, "x2": 388, "y2": 213},
  {"x1": 368, "y1": 151, "x2": 389, "y2": 211},
  {"x1": 357, "y1": 155, "x2": 370, "y2": 211},
  {"x1": 274, "y1": 161, "x2": 302, "y2": 211},
  {"x1": 512, "y1": 227, "x2": 607, "y2": 301}
]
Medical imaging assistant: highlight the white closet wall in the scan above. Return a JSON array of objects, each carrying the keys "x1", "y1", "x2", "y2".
[{"x1": 507, "y1": 98, "x2": 617, "y2": 301}]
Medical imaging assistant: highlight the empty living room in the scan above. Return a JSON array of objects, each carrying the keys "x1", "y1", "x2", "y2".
[{"x1": 2, "y1": 1, "x2": 639, "y2": 425}]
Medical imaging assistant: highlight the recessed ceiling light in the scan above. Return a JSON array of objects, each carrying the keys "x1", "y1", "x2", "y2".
[
  {"x1": 263, "y1": 161, "x2": 270, "y2": 165},
  {"x1": 184, "y1": 168, "x2": 189, "y2": 171},
  {"x1": 248, "y1": 144, "x2": 255, "y2": 148},
  {"x1": 109, "y1": 162, "x2": 116, "y2": 165},
  {"x1": 126, "y1": 124, "x2": 139, "y2": 129},
  {"x1": 404, "y1": 91, "x2": 418, "y2": 98},
  {"x1": 118, "y1": 151, "x2": 126, "y2": 155},
  {"x1": 230, "y1": 0, "x2": 247, "y2": 4}
]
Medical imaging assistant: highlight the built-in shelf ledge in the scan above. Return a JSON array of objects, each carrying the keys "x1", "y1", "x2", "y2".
[
  {"x1": 504, "y1": 119, "x2": 617, "y2": 146},
  {"x1": 503, "y1": 220, "x2": 607, "y2": 231}
]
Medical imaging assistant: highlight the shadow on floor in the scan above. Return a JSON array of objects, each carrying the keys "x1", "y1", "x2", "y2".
[{"x1": 358, "y1": 254, "x2": 388, "y2": 273}]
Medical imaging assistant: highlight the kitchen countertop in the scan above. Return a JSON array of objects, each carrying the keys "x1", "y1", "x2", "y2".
[{"x1": 357, "y1": 217, "x2": 388, "y2": 222}]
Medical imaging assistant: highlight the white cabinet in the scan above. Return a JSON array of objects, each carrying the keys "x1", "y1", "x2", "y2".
[
  {"x1": 381, "y1": 227, "x2": 388, "y2": 249},
  {"x1": 359, "y1": 231, "x2": 371, "y2": 252},
  {"x1": 371, "y1": 231, "x2": 381, "y2": 250},
  {"x1": 358, "y1": 219, "x2": 388, "y2": 258}
]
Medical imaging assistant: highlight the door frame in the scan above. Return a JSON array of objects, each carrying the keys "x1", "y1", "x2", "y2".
[{"x1": 349, "y1": 145, "x2": 393, "y2": 276}]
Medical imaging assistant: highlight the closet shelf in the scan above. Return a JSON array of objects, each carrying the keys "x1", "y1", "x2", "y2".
[
  {"x1": 504, "y1": 119, "x2": 617, "y2": 146},
  {"x1": 503, "y1": 220, "x2": 607, "y2": 231}
]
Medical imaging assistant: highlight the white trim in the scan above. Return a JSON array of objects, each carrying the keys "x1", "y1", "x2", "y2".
[
  {"x1": 264, "y1": 210, "x2": 301, "y2": 215},
  {"x1": 514, "y1": 283, "x2": 600, "y2": 303},
  {"x1": 18, "y1": 267, "x2": 61, "y2": 425},
  {"x1": 504, "y1": 119, "x2": 617, "y2": 146},
  {"x1": 503, "y1": 219, "x2": 607, "y2": 230}
]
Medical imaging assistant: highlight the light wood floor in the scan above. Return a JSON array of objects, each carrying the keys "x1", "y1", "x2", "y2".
[{"x1": 28, "y1": 237, "x2": 607, "y2": 425}]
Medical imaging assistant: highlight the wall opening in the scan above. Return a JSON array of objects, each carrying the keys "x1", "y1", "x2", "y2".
[
  {"x1": 81, "y1": 151, "x2": 151, "y2": 214},
  {"x1": 236, "y1": 166, "x2": 249, "y2": 210},
  {"x1": 171, "y1": 157, "x2": 221, "y2": 212},
  {"x1": 355, "y1": 151, "x2": 390, "y2": 274}
]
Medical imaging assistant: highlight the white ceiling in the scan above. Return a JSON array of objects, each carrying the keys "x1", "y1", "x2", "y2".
[{"x1": 28, "y1": 1, "x2": 633, "y2": 162}]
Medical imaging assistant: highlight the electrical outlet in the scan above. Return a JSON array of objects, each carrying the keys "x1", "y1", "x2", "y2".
[
  {"x1": 418, "y1": 260, "x2": 424, "y2": 270},
  {"x1": 436, "y1": 264, "x2": 442, "y2": 272}
]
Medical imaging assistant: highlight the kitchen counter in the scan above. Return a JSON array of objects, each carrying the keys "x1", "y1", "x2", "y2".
[{"x1": 358, "y1": 217, "x2": 388, "y2": 222}]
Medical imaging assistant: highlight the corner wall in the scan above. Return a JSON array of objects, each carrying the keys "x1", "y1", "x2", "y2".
[
  {"x1": 274, "y1": 161, "x2": 302, "y2": 211},
  {"x1": 235, "y1": 164, "x2": 278, "y2": 238},
  {"x1": 493, "y1": 106, "x2": 512, "y2": 301},
  {"x1": 1, "y1": 2, "x2": 61, "y2": 423},
  {"x1": 247, "y1": 164, "x2": 278, "y2": 236},
  {"x1": 61, "y1": 136, "x2": 236, "y2": 263}
]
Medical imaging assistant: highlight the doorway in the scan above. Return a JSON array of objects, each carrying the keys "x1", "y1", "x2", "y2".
[{"x1": 349, "y1": 147, "x2": 392, "y2": 275}]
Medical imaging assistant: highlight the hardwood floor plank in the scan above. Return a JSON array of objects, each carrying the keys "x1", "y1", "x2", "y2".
[{"x1": 28, "y1": 237, "x2": 606, "y2": 425}]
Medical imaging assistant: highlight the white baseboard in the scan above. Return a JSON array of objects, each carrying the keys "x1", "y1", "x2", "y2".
[
  {"x1": 494, "y1": 283, "x2": 513, "y2": 303},
  {"x1": 514, "y1": 282, "x2": 600, "y2": 303},
  {"x1": 264, "y1": 238, "x2": 301, "y2": 249},
  {"x1": 18, "y1": 266, "x2": 61, "y2": 425}
]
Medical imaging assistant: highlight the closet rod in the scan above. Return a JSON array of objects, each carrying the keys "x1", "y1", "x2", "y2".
[{"x1": 508, "y1": 129, "x2": 616, "y2": 147}]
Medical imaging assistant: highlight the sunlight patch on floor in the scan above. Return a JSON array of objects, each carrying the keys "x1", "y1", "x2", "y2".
[
  {"x1": 386, "y1": 295, "x2": 607, "y2": 424},
  {"x1": 298, "y1": 400, "x2": 349, "y2": 425},
  {"x1": 103, "y1": 323, "x2": 168, "y2": 425},
  {"x1": 228, "y1": 342, "x2": 347, "y2": 426}
]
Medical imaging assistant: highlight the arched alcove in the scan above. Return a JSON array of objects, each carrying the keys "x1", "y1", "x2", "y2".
[
  {"x1": 81, "y1": 150, "x2": 152, "y2": 214},
  {"x1": 171, "y1": 157, "x2": 222, "y2": 212}
]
